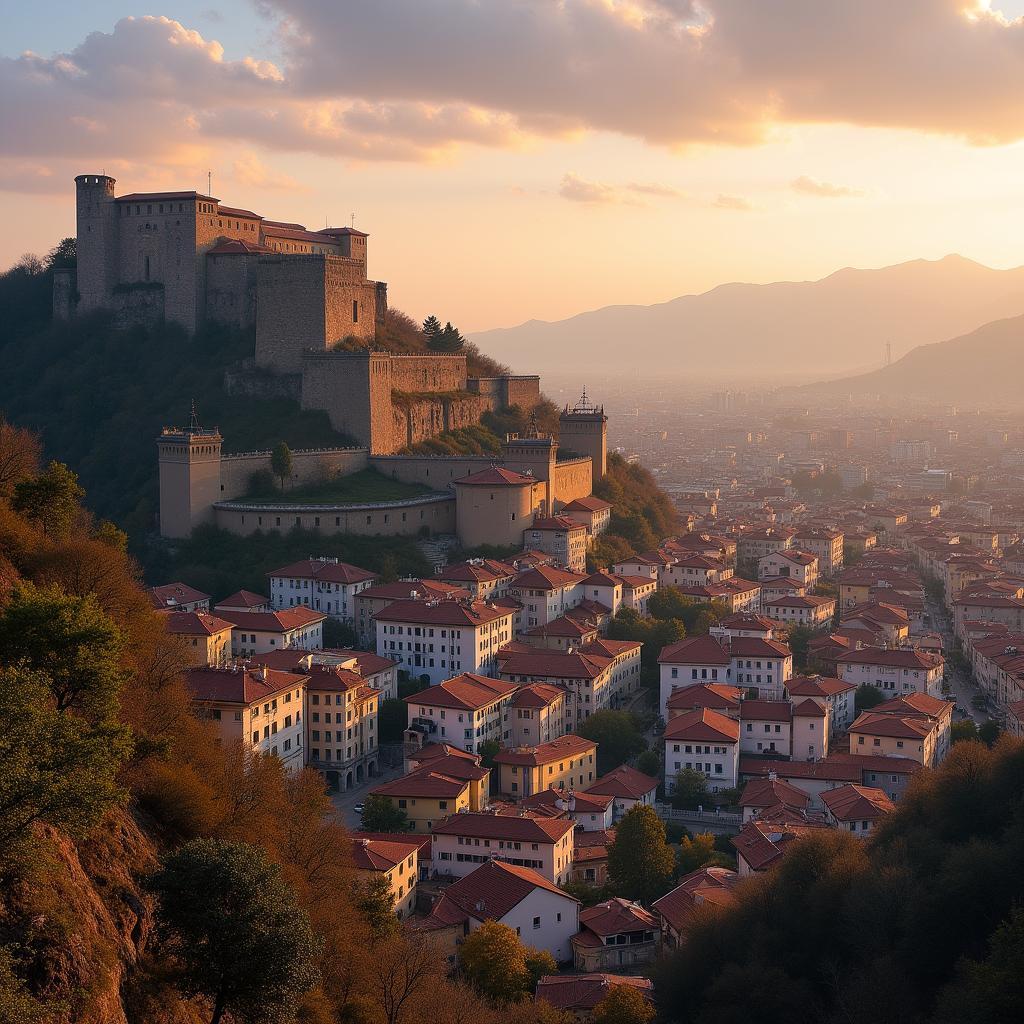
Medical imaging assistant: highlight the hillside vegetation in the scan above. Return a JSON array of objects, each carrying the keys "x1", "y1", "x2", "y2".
[
  {"x1": 0, "y1": 425, "x2": 559, "y2": 1024},
  {"x1": 0, "y1": 250, "x2": 518, "y2": 545},
  {"x1": 654, "y1": 736, "x2": 1024, "y2": 1023}
]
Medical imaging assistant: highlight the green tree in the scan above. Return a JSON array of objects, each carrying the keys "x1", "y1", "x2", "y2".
[
  {"x1": 0, "y1": 581, "x2": 125, "y2": 717},
  {"x1": 607, "y1": 805, "x2": 676, "y2": 905},
  {"x1": 270, "y1": 441, "x2": 293, "y2": 493},
  {"x1": 378, "y1": 698, "x2": 409, "y2": 744},
  {"x1": 353, "y1": 874, "x2": 401, "y2": 941},
  {"x1": 636, "y1": 748, "x2": 661, "y2": 778},
  {"x1": 951, "y1": 719, "x2": 979, "y2": 745},
  {"x1": 979, "y1": 721, "x2": 1002, "y2": 747},
  {"x1": 422, "y1": 314, "x2": 443, "y2": 345},
  {"x1": 670, "y1": 768, "x2": 709, "y2": 810},
  {"x1": 577, "y1": 710, "x2": 647, "y2": 774},
  {"x1": 647, "y1": 588, "x2": 695, "y2": 622},
  {"x1": 477, "y1": 739, "x2": 501, "y2": 768},
  {"x1": 434, "y1": 321, "x2": 465, "y2": 353},
  {"x1": 361, "y1": 794, "x2": 411, "y2": 832},
  {"x1": 855, "y1": 683, "x2": 885, "y2": 712},
  {"x1": 458, "y1": 920, "x2": 549, "y2": 1004},
  {"x1": 150, "y1": 839, "x2": 320, "y2": 1024},
  {"x1": 11, "y1": 460, "x2": 84, "y2": 538},
  {"x1": 677, "y1": 833, "x2": 733, "y2": 874},
  {"x1": 788, "y1": 625, "x2": 814, "y2": 670},
  {"x1": 46, "y1": 236, "x2": 77, "y2": 269},
  {"x1": 937, "y1": 905, "x2": 1024, "y2": 1024},
  {"x1": 0, "y1": 666, "x2": 130, "y2": 851},
  {"x1": 592, "y1": 983, "x2": 655, "y2": 1024}
]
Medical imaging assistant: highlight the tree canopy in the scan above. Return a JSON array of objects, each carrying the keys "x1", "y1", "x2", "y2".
[
  {"x1": 577, "y1": 710, "x2": 648, "y2": 774},
  {"x1": 150, "y1": 838, "x2": 321, "y2": 1024},
  {"x1": 458, "y1": 921, "x2": 556, "y2": 1004},
  {"x1": 607, "y1": 805, "x2": 676, "y2": 905}
]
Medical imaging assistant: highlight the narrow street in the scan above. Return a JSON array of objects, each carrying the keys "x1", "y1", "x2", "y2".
[
  {"x1": 329, "y1": 758, "x2": 405, "y2": 829},
  {"x1": 925, "y1": 596, "x2": 991, "y2": 726}
]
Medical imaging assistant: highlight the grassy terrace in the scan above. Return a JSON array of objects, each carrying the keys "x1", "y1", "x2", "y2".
[{"x1": 239, "y1": 468, "x2": 434, "y2": 505}]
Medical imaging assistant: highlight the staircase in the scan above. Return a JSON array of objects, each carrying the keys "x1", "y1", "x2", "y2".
[{"x1": 418, "y1": 533, "x2": 460, "y2": 573}]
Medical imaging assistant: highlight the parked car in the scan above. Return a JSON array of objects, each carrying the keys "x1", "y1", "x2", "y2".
[{"x1": 354, "y1": 802, "x2": 365, "y2": 815}]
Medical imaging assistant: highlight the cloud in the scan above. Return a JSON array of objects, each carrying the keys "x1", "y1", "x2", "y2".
[
  {"x1": 6, "y1": 2, "x2": 1024, "y2": 193},
  {"x1": 713, "y1": 193, "x2": 754, "y2": 211},
  {"x1": 231, "y1": 152, "x2": 303, "y2": 190},
  {"x1": 559, "y1": 173, "x2": 684, "y2": 205},
  {"x1": 791, "y1": 175, "x2": 865, "y2": 198}
]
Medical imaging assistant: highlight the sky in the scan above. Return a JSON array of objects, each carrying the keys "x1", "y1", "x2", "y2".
[{"x1": 5, "y1": 0, "x2": 1024, "y2": 331}]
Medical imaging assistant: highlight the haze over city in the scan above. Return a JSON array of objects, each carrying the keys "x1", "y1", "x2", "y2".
[
  {"x1": 6, "y1": 1, "x2": 1024, "y2": 335},
  {"x1": 3, "y1": 4, "x2": 1024, "y2": 1024}
]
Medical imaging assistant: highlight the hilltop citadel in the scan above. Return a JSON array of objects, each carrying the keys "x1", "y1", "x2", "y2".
[{"x1": 58, "y1": 174, "x2": 608, "y2": 546}]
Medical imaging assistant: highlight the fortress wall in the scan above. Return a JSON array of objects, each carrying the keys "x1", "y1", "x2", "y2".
[
  {"x1": 301, "y1": 351, "x2": 397, "y2": 452},
  {"x1": 212, "y1": 493, "x2": 455, "y2": 537},
  {"x1": 256, "y1": 257, "x2": 327, "y2": 373},
  {"x1": 369, "y1": 454, "x2": 496, "y2": 489},
  {"x1": 392, "y1": 394, "x2": 492, "y2": 449},
  {"x1": 550, "y1": 458, "x2": 593, "y2": 510},
  {"x1": 219, "y1": 446, "x2": 369, "y2": 500},
  {"x1": 323, "y1": 256, "x2": 378, "y2": 346},
  {"x1": 503, "y1": 376, "x2": 542, "y2": 410},
  {"x1": 116, "y1": 204, "x2": 199, "y2": 329},
  {"x1": 206, "y1": 252, "x2": 258, "y2": 328},
  {"x1": 390, "y1": 355, "x2": 468, "y2": 393}
]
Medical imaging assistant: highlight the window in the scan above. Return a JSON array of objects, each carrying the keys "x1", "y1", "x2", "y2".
[
  {"x1": 352, "y1": 299, "x2": 359, "y2": 322},
  {"x1": 532, "y1": 917, "x2": 541, "y2": 929}
]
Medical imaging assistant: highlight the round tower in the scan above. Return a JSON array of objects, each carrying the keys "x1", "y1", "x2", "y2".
[
  {"x1": 559, "y1": 387, "x2": 607, "y2": 481},
  {"x1": 74, "y1": 174, "x2": 118, "y2": 312}
]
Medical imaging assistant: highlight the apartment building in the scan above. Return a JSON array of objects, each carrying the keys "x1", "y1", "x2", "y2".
[
  {"x1": 268, "y1": 557, "x2": 377, "y2": 623},
  {"x1": 405, "y1": 672, "x2": 519, "y2": 755}
]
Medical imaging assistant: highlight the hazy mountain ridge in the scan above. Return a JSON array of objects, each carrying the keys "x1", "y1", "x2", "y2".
[
  {"x1": 471, "y1": 255, "x2": 1024, "y2": 379},
  {"x1": 806, "y1": 312, "x2": 1024, "y2": 407}
]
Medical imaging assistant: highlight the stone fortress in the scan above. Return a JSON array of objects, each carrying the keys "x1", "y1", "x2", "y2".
[
  {"x1": 55, "y1": 175, "x2": 610, "y2": 547},
  {"x1": 157, "y1": 395, "x2": 607, "y2": 548},
  {"x1": 59, "y1": 174, "x2": 544, "y2": 455}
]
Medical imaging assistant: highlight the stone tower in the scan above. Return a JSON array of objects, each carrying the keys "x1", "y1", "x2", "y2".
[
  {"x1": 157, "y1": 406, "x2": 223, "y2": 539},
  {"x1": 501, "y1": 416, "x2": 558, "y2": 516},
  {"x1": 74, "y1": 174, "x2": 118, "y2": 313},
  {"x1": 559, "y1": 388, "x2": 607, "y2": 481}
]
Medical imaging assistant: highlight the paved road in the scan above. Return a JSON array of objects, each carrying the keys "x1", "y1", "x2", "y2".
[
  {"x1": 329, "y1": 760, "x2": 404, "y2": 829},
  {"x1": 926, "y1": 597, "x2": 991, "y2": 725}
]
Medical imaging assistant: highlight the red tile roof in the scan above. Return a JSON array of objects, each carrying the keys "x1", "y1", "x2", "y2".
[
  {"x1": 268, "y1": 559, "x2": 377, "y2": 584},
  {"x1": 215, "y1": 607, "x2": 326, "y2": 632},
  {"x1": 216, "y1": 589, "x2": 269, "y2": 609},
  {"x1": 374, "y1": 598, "x2": 511, "y2": 626},
  {"x1": 739, "y1": 777, "x2": 810, "y2": 810},
  {"x1": 425, "y1": 860, "x2": 577, "y2": 929},
  {"x1": 821, "y1": 784, "x2": 895, "y2": 822},
  {"x1": 665, "y1": 683, "x2": 742, "y2": 712},
  {"x1": 510, "y1": 682, "x2": 565, "y2": 709},
  {"x1": 651, "y1": 867, "x2": 738, "y2": 932},
  {"x1": 147, "y1": 582, "x2": 210, "y2": 609},
  {"x1": 371, "y1": 769, "x2": 470, "y2": 799},
  {"x1": 836, "y1": 647, "x2": 942, "y2": 669},
  {"x1": 530, "y1": 515, "x2": 587, "y2": 532},
  {"x1": 431, "y1": 812, "x2": 575, "y2": 843},
  {"x1": 561, "y1": 496, "x2": 613, "y2": 513},
  {"x1": 659, "y1": 636, "x2": 731, "y2": 666},
  {"x1": 664, "y1": 707, "x2": 740, "y2": 743},
  {"x1": 785, "y1": 676, "x2": 855, "y2": 698},
  {"x1": 536, "y1": 975, "x2": 653, "y2": 1012},
  {"x1": 493, "y1": 734, "x2": 596, "y2": 767},
  {"x1": 455, "y1": 466, "x2": 536, "y2": 486},
  {"x1": 740, "y1": 700, "x2": 793, "y2": 723},
  {"x1": 577, "y1": 897, "x2": 658, "y2": 938},
  {"x1": 500, "y1": 650, "x2": 610, "y2": 681},
  {"x1": 511, "y1": 565, "x2": 587, "y2": 590},
  {"x1": 185, "y1": 666, "x2": 307, "y2": 705},
  {"x1": 407, "y1": 673, "x2": 519, "y2": 711},
  {"x1": 585, "y1": 764, "x2": 658, "y2": 800},
  {"x1": 350, "y1": 837, "x2": 420, "y2": 871},
  {"x1": 163, "y1": 611, "x2": 233, "y2": 636}
]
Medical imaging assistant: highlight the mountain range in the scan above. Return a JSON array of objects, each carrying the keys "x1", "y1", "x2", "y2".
[
  {"x1": 806, "y1": 312, "x2": 1024, "y2": 407},
  {"x1": 470, "y1": 255, "x2": 1024, "y2": 382}
]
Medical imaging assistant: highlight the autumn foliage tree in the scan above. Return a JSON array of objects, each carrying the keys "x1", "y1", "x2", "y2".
[{"x1": 458, "y1": 921, "x2": 557, "y2": 1004}]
